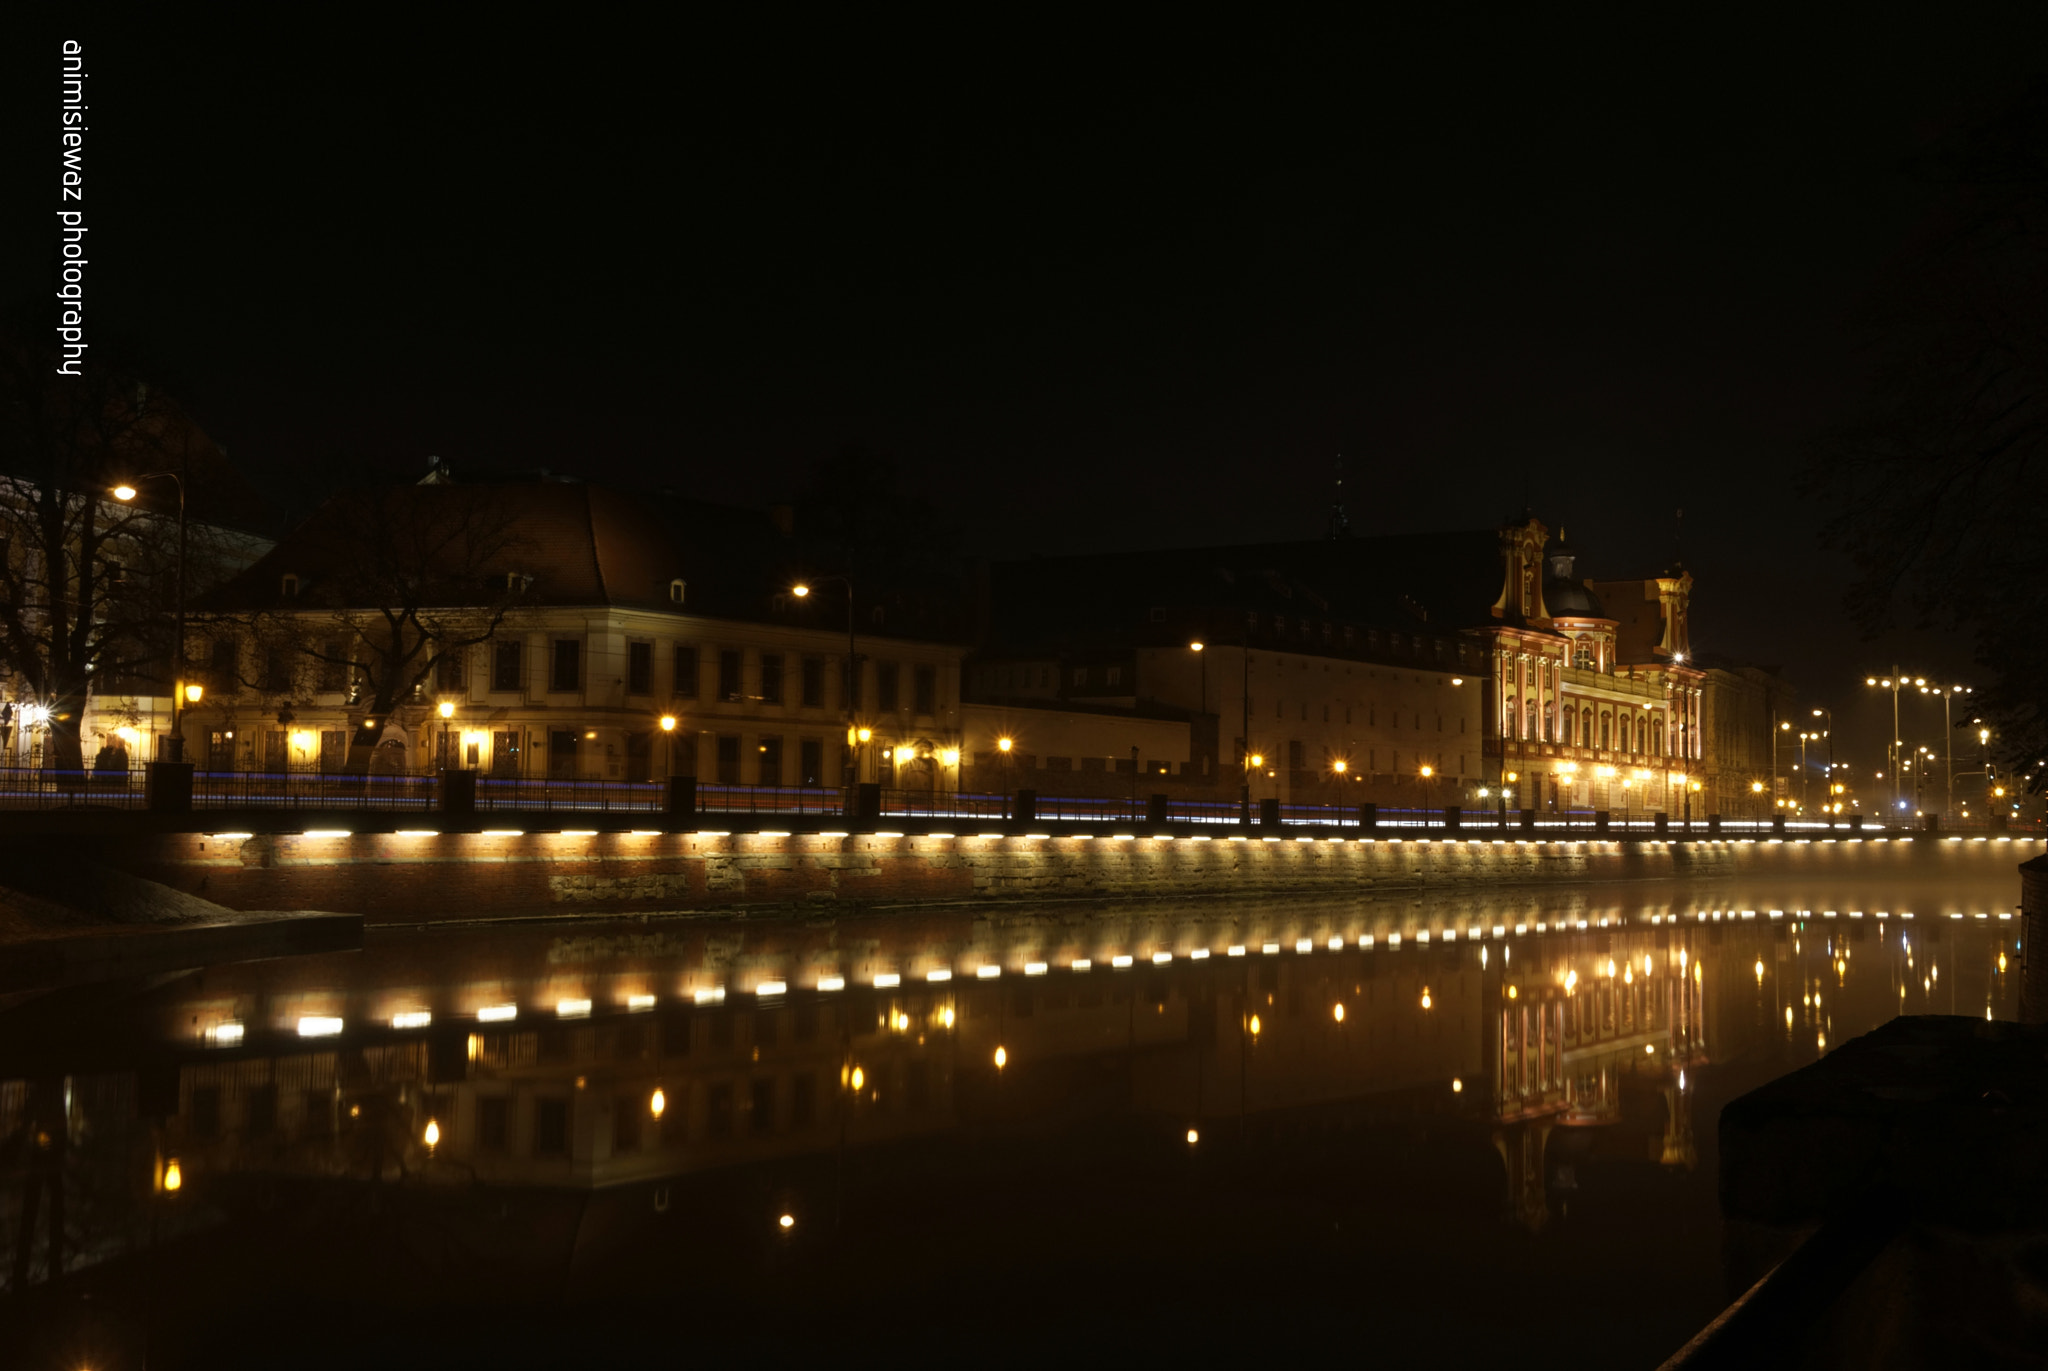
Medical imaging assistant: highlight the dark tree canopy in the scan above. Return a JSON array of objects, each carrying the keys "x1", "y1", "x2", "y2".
[{"x1": 1808, "y1": 81, "x2": 2048, "y2": 790}]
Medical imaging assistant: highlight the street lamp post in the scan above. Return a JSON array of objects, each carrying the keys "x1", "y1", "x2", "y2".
[
  {"x1": 660, "y1": 714, "x2": 677, "y2": 779},
  {"x1": 1240, "y1": 627, "x2": 1253, "y2": 826},
  {"x1": 437, "y1": 700, "x2": 454, "y2": 770},
  {"x1": 1864, "y1": 671, "x2": 1918, "y2": 821},
  {"x1": 110, "y1": 468, "x2": 189, "y2": 761},
  {"x1": 997, "y1": 736, "x2": 1014, "y2": 820},
  {"x1": 1917, "y1": 684, "x2": 1970, "y2": 821},
  {"x1": 792, "y1": 577, "x2": 859, "y2": 804}
]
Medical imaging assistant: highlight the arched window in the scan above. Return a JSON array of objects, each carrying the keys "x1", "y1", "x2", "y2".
[
  {"x1": 1619, "y1": 716, "x2": 1631, "y2": 753},
  {"x1": 1525, "y1": 700, "x2": 1537, "y2": 740},
  {"x1": 1581, "y1": 707, "x2": 1593, "y2": 747},
  {"x1": 1654, "y1": 717, "x2": 1665, "y2": 754},
  {"x1": 1600, "y1": 713, "x2": 1611, "y2": 750},
  {"x1": 1635, "y1": 716, "x2": 1647, "y2": 754},
  {"x1": 1543, "y1": 704, "x2": 1554, "y2": 743},
  {"x1": 1573, "y1": 639, "x2": 1591, "y2": 670},
  {"x1": 1505, "y1": 695, "x2": 1518, "y2": 739}
]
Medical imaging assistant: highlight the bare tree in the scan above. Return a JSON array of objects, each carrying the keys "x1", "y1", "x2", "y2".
[
  {"x1": 0, "y1": 338, "x2": 234, "y2": 772},
  {"x1": 1806, "y1": 83, "x2": 2048, "y2": 783},
  {"x1": 216, "y1": 484, "x2": 533, "y2": 773}
]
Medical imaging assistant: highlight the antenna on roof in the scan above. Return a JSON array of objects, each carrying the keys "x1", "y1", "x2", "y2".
[{"x1": 1328, "y1": 454, "x2": 1350, "y2": 540}]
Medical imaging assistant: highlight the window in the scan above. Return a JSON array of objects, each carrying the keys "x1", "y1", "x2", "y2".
[
  {"x1": 551, "y1": 639, "x2": 581, "y2": 692},
  {"x1": 800, "y1": 738, "x2": 823, "y2": 786},
  {"x1": 669, "y1": 578, "x2": 686, "y2": 605},
  {"x1": 549, "y1": 729, "x2": 578, "y2": 779},
  {"x1": 913, "y1": 662, "x2": 934, "y2": 716},
  {"x1": 843, "y1": 659, "x2": 863, "y2": 709},
  {"x1": 801, "y1": 656, "x2": 824, "y2": 708},
  {"x1": 673, "y1": 644, "x2": 699, "y2": 699},
  {"x1": 492, "y1": 640, "x2": 522, "y2": 691},
  {"x1": 492, "y1": 730, "x2": 520, "y2": 776},
  {"x1": 533, "y1": 1099, "x2": 569, "y2": 1157},
  {"x1": 758, "y1": 735, "x2": 783, "y2": 785},
  {"x1": 628, "y1": 642, "x2": 652, "y2": 694},
  {"x1": 280, "y1": 573, "x2": 298, "y2": 598},
  {"x1": 210, "y1": 636, "x2": 240, "y2": 694},
  {"x1": 319, "y1": 640, "x2": 348, "y2": 692},
  {"x1": 614, "y1": 1095, "x2": 642, "y2": 1152},
  {"x1": 716, "y1": 734, "x2": 740, "y2": 783},
  {"x1": 750, "y1": 1078, "x2": 775, "y2": 1135},
  {"x1": 478, "y1": 1096, "x2": 510, "y2": 1153},
  {"x1": 719, "y1": 650, "x2": 742, "y2": 702},
  {"x1": 877, "y1": 662, "x2": 899, "y2": 711},
  {"x1": 760, "y1": 653, "x2": 784, "y2": 705},
  {"x1": 1106, "y1": 666, "x2": 1123, "y2": 686},
  {"x1": 262, "y1": 648, "x2": 293, "y2": 694},
  {"x1": 1072, "y1": 666, "x2": 1088, "y2": 687}
]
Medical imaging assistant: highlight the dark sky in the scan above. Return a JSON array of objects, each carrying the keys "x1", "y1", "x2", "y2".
[{"x1": 7, "y1": 8, "x2": 2045, "y2": 785}]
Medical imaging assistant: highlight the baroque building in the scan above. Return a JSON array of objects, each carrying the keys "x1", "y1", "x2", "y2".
[{"x1": 966, "y1": 515, "x2": 1728, "y2": 818}]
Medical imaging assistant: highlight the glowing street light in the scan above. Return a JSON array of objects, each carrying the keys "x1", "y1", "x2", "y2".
[{"x1": 112, "y1": 468, "x2": 193, "y2": 758}]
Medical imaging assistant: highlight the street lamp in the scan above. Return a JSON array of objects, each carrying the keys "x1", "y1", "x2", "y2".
[
  {"x1": 111, "y1": 470, "x2": 189, "y2": 761},
  {"x1": 1917, "y1": 683, "x2": 1970, "y2": 821},
  {"x1": 793, "y1": 576, "x2": 860, "y2": 801},
  {"x1": 659, "y1": 714, "x2": 677, "y2": 779},
  {"x1": 1865, "y1": 672, "x2": 1909, "y2": 818},
  {"x1": 437, "y1": 700, "x2": 455, "y2": 770},
  {"x1": 997, "y1": 735, "x2": 1014, "y2": 819},
  {"x1": 1188, "y1": 640, "x2": 1210, "y2": 776}
]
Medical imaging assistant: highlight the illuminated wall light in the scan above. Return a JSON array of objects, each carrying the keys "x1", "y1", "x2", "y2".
[
  {"x1": 1328, "y1": 937, "x2": 1344, "y2": 951},
  {"x1": 207, "y1": 832, "x2": 255, "y2": 840},
  {"x1": 818, "y1": 976, "x2": 846, "y2": 992},
  {"x1": 206, "y1": 1021, "x2": 244, "y2": 1046},
  {"x1": 1152, "y1": 952, "x2": 1173, "y2": 965},
  {"x1": 423, "y1": 1119, "x2": 440, "y2": 1147},
  {"x1": 873, "y1": 974, "x2": 901, "y2": 988},
  {"x1": 1189, "y1": 949, "x2": 1210, "y2": 960},
  {"x1": 558, "y1": 829, "x2": 599, "y2": 837},
  {"x1": 391, "y1": 1010, "x2": 432, "y2": 1030},
  {"x1": 1071, "y1": 959, "x2": 1093, "y2": 971},
  {"x1": 1227, "y1": 945, "x2": 1247, "y2": 957},
  {"x1": 1452, "y1": 1078, "x2": 1463, "y2": 1093},
  {"x1": 756, "y1": 981, "x2": 788, "y2": 998},
  {"x1": 977, "y1": 965, "x2": 1002, "y2": 979},
  {"x1": 693, "y1": 986, "x2": 728, "y2": 1003},
  {"x1": 1295, "y1": 938, "x2": 1314, "y2": 953},
  {"x1": 297, "y1": 1015, "x2": 344, "y2": 1037},
  {"x1": 926, "y1": 969, "x2": 953, "y2": 982},
  {"x1": 1262, "y1": 943, "x2": 1281, "y2": 955},
  {"x1": 481, "y1": 829, "x2": 525, "y2": 837},
  {"x1": 993, "y1": 1045, "x2": 1008, "y2": 1069},
  {"x1": 1187, "y1": 1128, "x2": 1200, "y2": 1145},
  {"x1": 302, "y1": 829, "x2": 352, "y2": 839},
  {"x1": 779, "y1": 1213, "x2": 796, "y2": 1230},
  {"x1": 1025, "y1": 962, "x2": 1049, "y2": 975},
  {"x1": 1332, "y1": 1002, "x2": 1346, "y2": 1023},
  {"x1": 162, "y1": 1158, "x2": 183, "y2": 1192},
  {"x1": 477, "y1": 1003, "x2": 518, "y2": 1023},
  {"x1": 395, "y1": 829, "x2": 440, "y2": 838},
  {"x1": 1112, "y1": 954, "x2": 1134, "y2": 968},
  {"x1": 556, "y1": 999, "x2": 594, "y2": 1019},
  {"x1": 626, "y1": 994, "x2": 657, "y2": 1011}
]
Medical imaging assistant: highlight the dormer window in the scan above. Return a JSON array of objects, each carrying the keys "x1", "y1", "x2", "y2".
[
  {"x1": 670, "y1": 579, "x2": 686, "y2": 605},
  {"x1": 281, "y1": 573, "x2": 299, "y2": 598}
]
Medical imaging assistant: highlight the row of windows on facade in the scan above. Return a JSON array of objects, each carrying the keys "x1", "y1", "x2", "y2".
[
  {"x1": 198, "y1": 638, "x2": 940, "y2": 714},
  {"x1": 1502, "y1": 698, "x2": 1696, "y2": 756},
  {"x1": 1264, "y1": 701, "x2": 1465, "y2": 731},
  {"x1": 1228, "y1": 610, "x2": 1466, "y2": 665}
]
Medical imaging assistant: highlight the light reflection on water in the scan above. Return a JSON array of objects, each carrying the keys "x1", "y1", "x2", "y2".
[{"x1": 0, "y1": 877, "x2": 2023, "y2": 1366}]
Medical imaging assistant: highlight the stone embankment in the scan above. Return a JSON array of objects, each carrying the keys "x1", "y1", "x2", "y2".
[{"x1": 16, "y1": 828, "x2": 2027, "y2": 927}]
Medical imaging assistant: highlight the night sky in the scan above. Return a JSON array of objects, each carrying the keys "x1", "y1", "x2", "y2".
[{"x1": 7, "y1": 8, "x2": 2046, "y2": 778}]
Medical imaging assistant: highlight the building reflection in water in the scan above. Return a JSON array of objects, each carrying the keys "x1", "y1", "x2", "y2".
[{"x1": 0, "y1": 886, "x2": 2022, "y2": 1326}]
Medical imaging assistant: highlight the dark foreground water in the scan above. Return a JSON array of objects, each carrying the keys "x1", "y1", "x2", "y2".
[{"x1": 0, "y1": 866, "x2": 2023, "y2": 1369}]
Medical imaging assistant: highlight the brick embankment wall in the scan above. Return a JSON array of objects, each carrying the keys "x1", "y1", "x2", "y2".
[{"x1": 38, "y1": 831, "x2": 1751, "y2": 926}]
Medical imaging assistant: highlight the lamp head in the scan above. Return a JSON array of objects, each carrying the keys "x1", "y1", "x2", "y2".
[
  {"x1": 183, "y1": 683, "x2": 203, "y2": 704},
  {"x1": 438, "y1": 701, "x2": 454, "y2": 719},
  {"x1": 996, "y1": 736, "x2": 1012, "y2": 753},
  {"x1": 112, "y1": 484, "x2": 137, "y2": 501},
  {"x1": 660, "y1": 715, "x2": 676, "y2": 732},
  {"x1": 1189, "y1": 641, "x2": 1204, "y2": 652},
  {"x1": 791, "y1": 583, "x2": 811, "y2": 598}
]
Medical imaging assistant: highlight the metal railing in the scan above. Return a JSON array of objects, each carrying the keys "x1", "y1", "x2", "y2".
[{"x1": 0, "y1": 765, "x2": 2038, "y2": 837}]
